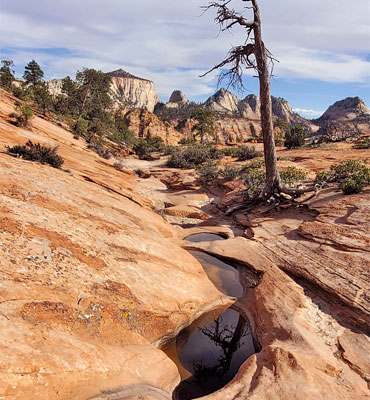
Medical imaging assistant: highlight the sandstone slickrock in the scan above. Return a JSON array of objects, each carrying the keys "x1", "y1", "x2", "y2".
[
  {"x1": 1, "y1": 86, "x2": 369, "y2": 400},
  {"x1": 0, "y1": 89, "x2": 232, "y2": 399}
]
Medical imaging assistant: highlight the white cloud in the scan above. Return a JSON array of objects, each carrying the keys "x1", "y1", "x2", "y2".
[
  {"x1": 293, "y1": 108, "x2": 324, "y2": 119},
  {"x1": 0, "y1": 0, "x2": 369, "y2": 99}
]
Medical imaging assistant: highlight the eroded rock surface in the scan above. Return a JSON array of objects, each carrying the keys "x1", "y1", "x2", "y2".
[
  {"x1": 0, "y1": 89, "x2": 232, "y2": 399},
  {"x1": 0, "y1": 87, "x2": 369, "y2": 400}
]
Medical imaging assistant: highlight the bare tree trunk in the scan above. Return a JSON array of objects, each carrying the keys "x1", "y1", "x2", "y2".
[
  {"x1": 202, "y1": 0, "x2": 316, "y2": 202},
  {"x1": 251, "y1": 0, "x2": 281, "y2": 198}
]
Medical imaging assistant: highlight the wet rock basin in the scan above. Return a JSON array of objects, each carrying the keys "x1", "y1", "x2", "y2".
[{"x1": 163, "y1": 234, "x2": 256, "y2": 400}]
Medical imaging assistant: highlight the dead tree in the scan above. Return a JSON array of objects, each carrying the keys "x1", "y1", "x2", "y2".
[{"x1": 202, "y1": 0, "x2": 316, "y2": 201}]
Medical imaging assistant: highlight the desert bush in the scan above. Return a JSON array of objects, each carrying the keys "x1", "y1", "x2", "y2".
[
  {"x1": 314, "y1": 170, "x2": 334, "y2": 185},
  {"x1": 110, "y1": 128, "x2": 135, "y2": 146},
  {"x1": 179, "y1": 137, "x2": 196, "y2": 145},
  {"x1": 315, "y1": 159, "x2": 370, "y2": 195},
  {"x1": 167, "y1": 145, "x2": 217, "y2": 168},
  {"x1": 146, "y1": 134, "x2": 165, "y2": 151},
  {"x1": 284, "y1": 125, "x2": 306, "y2": 149},
  {"x1": 196, "y1": 160, "x2": 220, "y2": 181},
  {"x1": 7, "y1": 140, "x2": 64, "y2": 168},
  {"x1": 12, "y1": 104, "x2": 34, "y2": 128},
  {"x1": 235, "y1": 145, "x2": 262, "y2": 161},
  {"x1": 87, "y1": 144, "x2": 112, "y2": 159},
  {"x1": 162, "y1": 145, "x2": 177, "y2": 156},
  {"x1": 12, "y1": 85, "x2": 28, "y2": 100},
  {"x1": 341, "y1": 178, "x2": 364, "y2": 195},
  {"x1": 330, "y1": 160, "x2": 369, "y2": 182},
  {"x1": 280, "y1": 166, "x2": 307, "y2": 185},
  {"x1": 220, "y1": 165, "x2": 240, "y2": 181},
  {"x1": 242, "y1": 168, "x2": 266, "y2": 200},
  {"x1": 133, "y1": 139, "x2": 152, "y2": 159},
  {"x1": 239, "y1": 158, "x2": 265, "y2": 173},
  {"x1": 220, "y1": 147, "x2": 239, "y2": 157},
  {"x1": 73, "y1": 118, "x2": 89, "y2": 137},
  {"x1": 353, "y1": 138, "x2": 370, "y2": 149},
  {"x1": 133, "y1": 135, "x2": 165, "y2": 159}
]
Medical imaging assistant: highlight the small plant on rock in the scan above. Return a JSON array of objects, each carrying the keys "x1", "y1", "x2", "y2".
[
  {"x1": 242, "y1": 168, "x2": 266, "y2": 200},
  {"x1": 11, "y1": 104, "x2": 34, "y2": 128},
  {"x1": 236, "y1": 145, "x2": 262, "y2": 161},
  {"x1": 341, "y1": 177, "x2": 365, "y2": 195},
  {"x1": 353, "y1": 138, "x2": 370, "y2": 149},
  {"x1": 87, "y1": 144, "x2": 112, "y2": 159},
  {"x1": 7, "y1": 140, "x2": 64, "y2": 168},
  {"x1": 315, "y1": 159, "x2": 370, "y2": 195},
  {"x1": 220, "y1": 165, "x2": 240, "y2": 181},
  {"x1": 280, "y1": 166, "x2": 307, "y2": 186},
  {"x1": 314, "y1": 170, "x2": 334, "y2": 186},
  {"x1": 196, "y1": 160, "x2": 220, "y2": 181}
]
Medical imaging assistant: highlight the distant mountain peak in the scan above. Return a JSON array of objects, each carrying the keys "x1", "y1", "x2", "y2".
[
  {"x1": 107, "y1": 69, "x2": 151, "y2": 82},
  {"x1": 315, "y1": 96, "x2": 370, "y2": 123}
]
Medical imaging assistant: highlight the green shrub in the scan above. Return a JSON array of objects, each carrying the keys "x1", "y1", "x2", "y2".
[
  {"x1": 242, "y1": 168, "x2": 266, "y2": 200},
  {"x1": 179, "y1": 137, "x2": 196, "y2": 146},
  {"x1": 196, "y1": 160, "x2": 220, "y2": 181},
  {"x1": 133, "y1": 135, "x2": 165, "y2": 159},
  {"x1": 220, "y1": 165, "x2": 240, "y2": 181},
  {"x1": 341, "y1": 177, "x2": 364, "y2": 195},
  {"x1": 280, "y1": 166, "x2": 307, "y2": 185},
  {"x1": 353, "y1": 138, "x2": 370, "y2": 149},
  {"x1": 220, "y1": 147, "x2": 239, "y2": 157},
  {"x1": 87, "y1": 144, "x2": 112, "y2": 159},
  {"x1": 330, "y1": 160, "x2": 369, "y2": 182},
  {"x1": 133, "y1": 139, "x2": 154, "y2": 159},
  {"x1": 236, "y1": 145, "x2": 262, "y2": 161},
  {"x1": 284, "y1": 125, "x2": 306, "y2": 149},
  {"x1": 162, "y1": 145, "x2": 177, "y2": 156},
  {"x1": 110, "y1": 128, "x2": 135, "y2": 146},
  {"x1": 314, "y1": 170, "x2": 334, "y2": 185},
  {"x1": 12, "y1": 104, "x2": 34, "y2": 128},
  {"x1": 73, "y1": 118, "x2": 89, "y2": 137},
  {"x1": 239, "y1": 158, "x2": 265, "y2": 173},
  {"x1": 12, "y1": 85, "x2": 28, "y2": 100},
  {"x1": 146, "y1": 134, "x2": 165, "y2": 151},
  {"x1": 167, "y1": 145, "x2": 217, "y2": 168},
  {"x1": 315, "y1": 160, "x2": 370, "y2": 194},
  {"x1": 7, "y1": 140, "x2": 64, "y2": 168}
]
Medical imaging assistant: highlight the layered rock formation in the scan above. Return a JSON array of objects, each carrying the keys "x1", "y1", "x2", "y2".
[
  {"x1": 46, "y1": 69, "x2": 160, "y2": 112},
  {"x1": 0, "y1": 86, "x2": 369, "y2": 399},
  {"x1": 47, "y1": 79, "x2": 64, "y2": 97},
  {"x1": 157, "y1": 88, "x2": 314, "y2": 143},
  {"x1": 0, "y1": 89, "x2": 229, "y2": 399},
  {"x1": 123, "y1": 108, "x2": 180, "y2": 145},
  {"x1": 315, "y1": 97, "x2": 370, "y2": 123},
  {"x1": 204, "y1": 88, "x2": 240, "y2": 114},
  {"x1": 134, "y1": 150, "x2": 370, "y2": 400},
  {"x1": 169, "y1": 90, "x2": 188, "y2": 104},
  {"x1": 313, "y1": 97, "x2": 370, "y2": 141},
  {"x1": 108, "y1": 69, "x2": 160, "y2": 112}
]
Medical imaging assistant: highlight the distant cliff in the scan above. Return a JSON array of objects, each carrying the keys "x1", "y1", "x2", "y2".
[{"x1": 108, "y1": 69, "x2": 159, "y2": 112}]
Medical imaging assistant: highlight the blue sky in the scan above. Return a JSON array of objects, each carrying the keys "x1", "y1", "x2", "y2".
[{"x1": 0, "y1": 0, "x2": 369, "y2": 118}]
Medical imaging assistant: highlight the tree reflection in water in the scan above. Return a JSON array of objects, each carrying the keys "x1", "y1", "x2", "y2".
[{"x1": 173, "y1": 309, "x2": 255, "y2": 400}]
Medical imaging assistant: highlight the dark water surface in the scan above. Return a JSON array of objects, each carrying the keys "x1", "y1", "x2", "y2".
[
  {"x1": 165, "y1": 233, "x2": 255, "y2": 400},
  {"x1": 184, "y1": 233, "x2": 225, "y2": 243}
]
